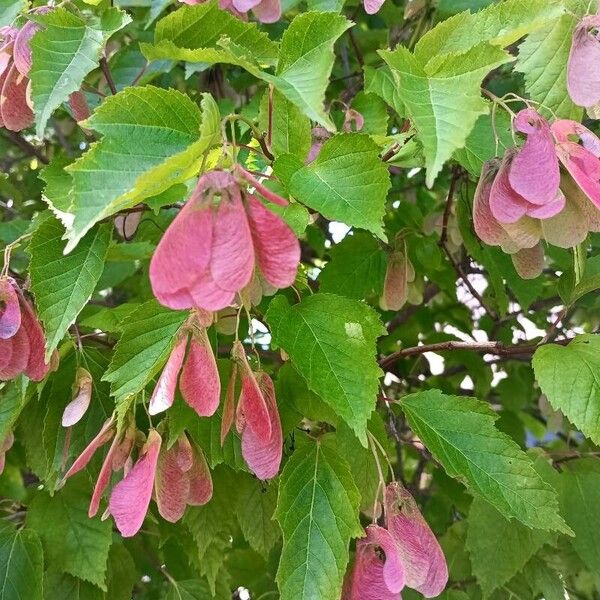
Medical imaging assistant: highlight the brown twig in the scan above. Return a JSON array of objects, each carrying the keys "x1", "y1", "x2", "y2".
[
  {"x1": 379, "y1": 337, "x2": 574, "y2": 370},
  {"x1": 2, "y1": 131, "x2": 48, "y2": 164},
  {"x1": 99, "y1": 56, "x2": 118, "y2": 95}
]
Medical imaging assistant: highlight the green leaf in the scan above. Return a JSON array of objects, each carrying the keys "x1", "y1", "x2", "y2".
[
  {"x1": 165, "y1": 579, "x2": 224, "y2": 600},
  {"x1": 26, "y1": 479, "x2": 112, "y2": 590},
  {"x1": 414, "y1": 0, "x2": 565, "y2": 60},
  {"x1": 267, "y1": 12, "x2": 350, "y2": 131},
  {"x1": 145, "y1": 10, "x2": 350, "y2": 131},
  {"x1": 275, "y1": 438, "x2": 361, "y2": 600},
  {"x1": 319, "y1": 232, "x2": 387, "y2": 299},
  {"x1": 64, "y1": 88, "x2": 220, "y2": 252},
  {"x1": 43, "y1": 572, "x2": 103, "y2": 600},
  {"x1": 260, "y1": 89, "x2": 312, "y2": 160},
  {"x1": 143, "y1": 1, "x2": 278, "y2": 67},
  {"x1": 532, "y1": 335, "x2": 600, "y2": 445},
  {"x1": 0, "y1": 523, "x2": 43, "y2": 600},
  {"x1": 0, "y1": 0, "x2": 24, "y2": 28},
  {"x1": 364, "y1": 65, "x2": 405, "y2": 118},
  {"x1": 514, "y1": 5, "x2": 585, "y2": 121},
  {"x1": 40, "y1": 159, "x2": 76, "y2": 228},
  {"x1": 235, "y1": 479, "x2": 280, "y2": 555},
  {"x1": 102, "y1": 300, "x2": 188, "y2": 402},
  {"x1": 401, "y1": 390, "x2": 570, "y2": 533},
  {"x1": 28, "y1": 216, "x2": 111, "y2": 360},
  {"x1": 265, "y1": 293, "x2": 385, "y2": 445},
  {"x1": 466, "y1": 498, "x2": 550, "y2": 597},
  {"x1": 380, "y1": 43, "x2": 512, "y2": 187},
  {"x1": 278, "y1": 133, "x2": 390, "y2": 238},
  {"x1": 0, "y1": 382, "x2": 26, "y2": 445},
  {"x1": 453, "y1": 110, "x2": 513, "y2": 177},
  {"x1": 558, "y1": 458, "x2": 600, "y2": 573},
  {"x1": 524, "y1": 555, "x2": 565, "y2": 600},
  {"x1": 29, "y1": 7, "x2": 131, "y2": 138}
]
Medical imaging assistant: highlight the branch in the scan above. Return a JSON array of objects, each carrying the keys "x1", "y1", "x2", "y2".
[
  {"x1": 379, "y1": 337, "x2": 573, "y2": 370},
  {"x1": 99, "y1": 56, "x2": 117, "y2": 95},
  {"x1": 438, "y1": 167, "x2": 498, "y2": 320},
  {"x1": 2, "y1": 131, "x2": 48, "y2": 164}
]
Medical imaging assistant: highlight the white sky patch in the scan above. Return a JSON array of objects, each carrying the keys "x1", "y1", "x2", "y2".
[
  {"x1": 329, "y1": 221, "x2": 351, "y2": 243},
  {"x1": 461, "y1": 375, "x2": 474, "y2": 390},
  {"x1": 237, "y1": 587, "x2": 250, "y2": 600},
  {"x1": 424, "y1": 352, "x2": 445, "y2": 375}
]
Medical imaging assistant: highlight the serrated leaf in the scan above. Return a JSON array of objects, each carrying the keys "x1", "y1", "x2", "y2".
[
  {"x1": 515, "y1": 7, "x2": 584, "y2": 120},
  {"x1": 165, "y1": 579, "x2": 226, "y2": 600},
  {"x1": 145, "y1": 10, "x2": 350, "y2": 131},
  {"x1": 319, "y1": 232, "x2": 387, "y2": 299},
  {"x1": 143, "y1": 1, "x2": 278, "y2": 66},
  {"x1": 102, "y1": 300, "x2": 188, "y2": 402},
  {"x1": 0, "y1": 523, "x2": 43, "y2": 600},
  {"x1": 259, "y1": 88, "x2": 312, "y2": 160},
  {"x1": 265, "y1": 293, "x2": 385, "y2": 445},
  {"x1": 466, "y1": 498, "x2": 550, "y2": 597},
  {"x1": 64, "y1": 88, "x2": 220, "y2": 252},
  {"x1": 28, "y1": 216, "x2": 111, "y2": 360},
  {"x1": 278, "y1": 134, "x2": 390, "y2": 238},
  {"x1": 235, "y1": 479, "x2": 280, "y2": 555},
  {"x1": 401, "y1": 390, "x2": 570, "y2": 533},
  {"x1": 26, "y1": 479, "x2": 112, "y2": 590},
  {"x1": 40, "y1": 159, "x2": 75, "y2": 228},
  {"x1": 0, "y1": 0, "x2": 25, "y2": 28},
  {"x1": 557, "y1": 458, "x2": 600, "y2": 573},
  {"x1": 43, "y1": 572, "x2": 103, "y2": 600},
  {"x1": 29, "y1": 7, "x2": 131, "y2": 138},
  {"x1": 533, "y1": 335, "x2": 600, "y2": 445},
  {"x1": 415, "y1": 0, "x2": 565, "y2": 60},
  {"x1": 380, "y1": 43, "x2": 512, "y2": 187},
  {"x1": 275, "y1": 439, "x2": 361, "y2": 600}
]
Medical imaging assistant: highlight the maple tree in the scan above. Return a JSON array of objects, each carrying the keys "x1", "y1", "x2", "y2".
[{"x1": 0, "y1": 0, "x2": 600, "y2": 598}]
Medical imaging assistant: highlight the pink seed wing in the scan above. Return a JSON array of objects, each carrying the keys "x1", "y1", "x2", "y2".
[
  {"x1": 348, "y1": 537, "x2": 403, "y2": 600},
  {"x1": 489, "y1": 151, "x2": 531, "y2": 224},
  {"x1": 380, "y1": 251, "x2": 409, "y2": 311},
  {"x1": 68, "y1": 90, "x2": 91, "y2": 123},
  {"x1": 511, "y1": 243, "x2": 544, "y2": 280},
  {"x1": 220, "y1": 362, "x2": 237, "y2": 446},
  {"x1": 246, "y1": 195, "x2": 300, "y2": 289},
  {"x1": 509, "y1": 109, "x2": 560, "y2": 205},
  {"x1": 149, "y1": 194, "x2": 213, "y2": 310},
  {"x1": 541, "y1": 191, "x2": 588, "y2": 248},
  {"x1": 567, "y1": 15, "x2": 600, "y2": 107},
  {"x1": 385, "y1": 482, "x2": 448, "y2": 598},
  {"x1": 0, "y1": 278, "x2": 20, "y2": 339},
  {"x1": 0, "y1": 64, "x2": 33, "y2": 132},
  {"x1": 241, "y1": 372, "x2": 282, "y2": 480},
  {"x1": 175, "y1": 433, "x2": 194, "y2": 472},
  {"x1": 62, "y1": 368, "x2": 93, "y2": 427},
  {"x1": 363, "y1": 0, "x2": 385, "y2": 14},
  {"x1": 179, "y1": 328, "x2": 221, "y2": 417},
  {"x1": 19, "y1": 292, "x2": 50, "y2": 381},
  {"x1": 148, "y1": 335, "x2": 187, "y2": 416},
  {"x1": 233, "y1": 341, "x2": 271, "y2": 441},
  {"x1": 89, "y1": 431, "x2": 123, "y2": 518},
  {"x1": 209, "y1": 193, "x2": 254, "y2": 293},
  {"x1": 556, "y1": 142, "x2": 600, "y2": 209},
  {"x1": 0, "y1": 321, "x2": 29, "y2": 380},
  {"x1": 63, "y1": 417, "x2": 115, "y2": 480},
  {"x1": 525, "y1": 189, "x2": 565, "y2": 219},
  {"x1": 154, "y1": 443, "x2": 190, "y2": 523},
  {"x1": 187, "y1": 443, "x2": 213, "y2": 505},
  {"x1": 13, "y1": 20, "x2": 40, "y2": 76},
  {"x1": 109, "y1": 429, "x2": 162, "y2": 537},
  {"x1": 365, "y1": 525, "x2": 405, "y2": 593}
]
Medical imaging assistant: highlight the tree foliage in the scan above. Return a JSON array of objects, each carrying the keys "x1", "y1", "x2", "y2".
[{"x1": 0, "y1": 0, "x2": 599, "y2": 598}]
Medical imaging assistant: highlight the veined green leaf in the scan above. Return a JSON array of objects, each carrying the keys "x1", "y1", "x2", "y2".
[
  {"x1": 0, "y1": 523, "x2": 43, "y2": 600},
  {"x1": 380, "y1": 43, "x2": 512, "y2": 187},
  {"x1": 466, "y1": 498, "x2": 551, "y2": 597},
  {"x1": 533, "y1": 335, "x2": 600, "y2": 445},
  {"x1": 401, "y1": 390, "x2": 571, "y2": 533},
  {"x1": 30, "y1": 7, "x2": 131, "y2": 138},
  {"x1": 278, "y1": 133, "x2": 390, "y2": 238},
  {"x1": 28, "y1": 215, "x2": 111, "y2": 360},
  {"x1": 64, "y1": 88, "x2": 220, "y2": 253},
  {"x1": 265, "y1": 293, "x2": 385, "y2": 445},
  {"x1": 102, "y1": 299, "x2": 188, "y2": 402},
  {"x1": 415, "y1": 0, "x2": 565, "y2": 61},
  {"x1": 26, "y1": 480, "x2": 112, "y2": 590},
  {"x1": 275, "y1": 439, "x2": 361, "y2": 600}
]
